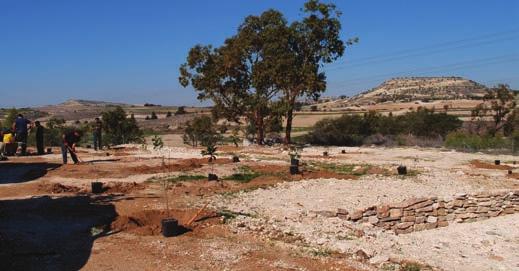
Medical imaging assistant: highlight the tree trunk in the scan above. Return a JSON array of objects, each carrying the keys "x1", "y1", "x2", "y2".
[
  {"x1": 256, "y1": 110, "x2": 264, "y2": 145},
  {"x1": 284, "y1": 106, "x2": 294, "y2": 145}
]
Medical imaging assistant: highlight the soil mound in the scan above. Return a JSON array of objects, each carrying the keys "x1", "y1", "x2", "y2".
[
  {"x1": 111, "y1": 208, "x2": 219, "y2": 236},
  {"x1": 111, "y1": 210, "x2": 166, "y2": 235},
  {"x1": 470, "y1": 160, "x2": 513, "y2": 170},
  {"x1": 38, "y1": 182, "x2": 82, "y2": 193}
]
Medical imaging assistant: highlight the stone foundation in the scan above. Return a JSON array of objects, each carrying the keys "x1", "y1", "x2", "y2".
[{"x1": 339, "y1": 190, "x2": 519, "y2": 234}]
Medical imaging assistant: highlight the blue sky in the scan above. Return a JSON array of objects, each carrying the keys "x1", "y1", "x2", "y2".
[{"x1": 1, "y1": 0, "x2": 518, "y2": 107}]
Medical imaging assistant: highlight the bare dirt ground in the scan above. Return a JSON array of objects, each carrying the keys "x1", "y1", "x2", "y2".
[{"x1": 1, "y1": 144, "x2": 518, "y2": 270}]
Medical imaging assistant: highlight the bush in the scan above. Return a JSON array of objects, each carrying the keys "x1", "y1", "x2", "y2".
[
  {"x1": 175, "y1": 106, "x2": 187, "y2": 115},
  {"x1": 101, "y1": 106, "x2": 144, "y2": 145},
  {"x1": 183, "y1": 115, "x2": 221, "y2": 147},
  {"x1": 306, "y1": 109, "x2": 462, "y2": 146},
  {"x1": 444, "y1": 131, "x2": 511, "y2": 151}
]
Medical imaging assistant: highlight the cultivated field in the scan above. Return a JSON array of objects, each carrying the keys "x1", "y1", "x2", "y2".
[{"x1": 0, "y1": 141, "x2": 518, "y2": 270}]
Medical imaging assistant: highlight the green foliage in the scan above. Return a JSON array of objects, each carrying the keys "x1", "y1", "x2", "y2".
[
  {"x1": 306, "y1": 109, "x2": 462, "y2": 146},
  {"x1": 1, "y1": 108, "x2": 18, "y2": 129},
  {"x1": 224, "y1": 166, "x2": 262, "y2": 183},
  {"x1": 175, "y1": 106, "x2": 187, "y2": 115},
  {"x1": 472, "y1": 84, "x2": 516, "y2": 136},
  {"x1": 179, "y1": 1, "x2": 350, "y2": 144},
  {"x1": 444, "y1": 131, "x2": 511, "y2": 151},
  {"x1": 183, "y1": 115, "x2": 222, "y2": 147},
  {"x1": 504, "y1": 108, "x2": 519, "y2": 136},
  {"x1": 201, "y1": 145, "x2": 217, "y2": 162},
  {"x1": 151, "y1": 134, "x2": 164, "y2": 150},
  {"x1": 101, "y1": 106, "x2": 144, "y2": 146}
]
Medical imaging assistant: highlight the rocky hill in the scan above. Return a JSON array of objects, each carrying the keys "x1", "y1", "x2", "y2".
[{"x1": 348, "y1": 77, "x2": 488, "y2": 105}]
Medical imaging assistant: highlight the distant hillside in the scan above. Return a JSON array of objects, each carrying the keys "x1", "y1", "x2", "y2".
[
  {"x1": 57, "y1": 99, "x2": 129, "y2": 107},
  {"x1": 348, "y1": 77, "x2": 488, "y2": 105}
]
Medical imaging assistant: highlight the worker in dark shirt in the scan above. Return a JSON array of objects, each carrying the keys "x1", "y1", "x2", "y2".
[
  {"x1": 61, "y1": 130, "x2": 82, "y2": 164},
  {"x1": 35, "y1": 121, "x2": 45, "y2": 155},
  {"x1": 12, "y1": 114, "x2": 31, "y2": 155},
  {"x1": 93, "y1": 117, "x2": 102, "y2": 151}
]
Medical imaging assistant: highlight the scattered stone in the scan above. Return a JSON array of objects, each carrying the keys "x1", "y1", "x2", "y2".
[
  {"x1": 368, "y1": 216, "x2": 379, "y2": 224},
  {"x1": 426, "y1": 216, "x2": 438, "y2": 223}
]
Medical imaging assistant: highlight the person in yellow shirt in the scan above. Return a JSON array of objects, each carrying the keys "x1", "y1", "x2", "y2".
[
  {"x1": 2, "y1": 129, "x2": 15, "y2": 157},
  {"x1": 3, "y1": 130, "x2": 14, "y2": 144}
]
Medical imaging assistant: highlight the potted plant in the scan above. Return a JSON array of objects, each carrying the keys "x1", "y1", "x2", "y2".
[
  {"x1": 202, "y1": 144, "x2": 218, "y2": 181},
  {"x1": 152, "y1": 135, "x2": 181, "y2": 237},
  {"x1": 289, "y1": 146, "x2": 301, "y2": 175}
]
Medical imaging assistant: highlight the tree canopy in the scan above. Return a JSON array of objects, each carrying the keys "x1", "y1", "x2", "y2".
[{"x1": 179, "y1": 0, "x2": 353, "y2": 144}]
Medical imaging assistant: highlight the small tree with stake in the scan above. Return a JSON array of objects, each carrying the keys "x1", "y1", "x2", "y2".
[{"x1": 200, "y1": 132, "x2": 222, "y2": 181}]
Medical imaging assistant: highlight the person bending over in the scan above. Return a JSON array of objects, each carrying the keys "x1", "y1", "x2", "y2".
[{"x1": 61, "y1": 130, "x2": 82, "y2": 164}]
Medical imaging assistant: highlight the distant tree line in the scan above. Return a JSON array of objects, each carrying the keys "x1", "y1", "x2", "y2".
[{"x1": 306, "y1": 108, "x2": 462, "y2": 146}]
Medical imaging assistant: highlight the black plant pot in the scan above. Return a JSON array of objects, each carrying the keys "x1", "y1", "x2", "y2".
[
  {"x1": 495, "y1": 160, "x2": 500, "y2": 165},
  {"x1": 232, "y1": 156, "x2": 240, "y2": 163},
  {"x1": 290, "y1": 165, "x2": 299, "y2": 175},
  {"x1": 323, "y1": 151, "x2": 328, "y2": 157},
  {"x1": 397, "y1": 165, "x2": 407, "y2": 175},
  {"x1": 290, "y1": 158, "x2": 299, "y2": 166},
  {"x1": 509, "y1": 170, "x2": 513, "y2": 175},
  {"x1": 91, "y1": 182, "x2": 104, "y2": 194},
  {"x1": 46, "y1": 147, "x2": 52, "y2": 154},
  {"x1": 341, "y1": 150, "x2": 346, "y2": 154},
  {"x1": 208, "y1": 173, "x2": 218, "y2": 181},
  {"x1": 162, "y1": 218, "x2": 180, "y2": 237}
]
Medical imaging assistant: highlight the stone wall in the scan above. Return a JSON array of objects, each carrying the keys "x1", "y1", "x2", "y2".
[{"x1": 339, "y1": 190, "x2": 519, "y2": 235}]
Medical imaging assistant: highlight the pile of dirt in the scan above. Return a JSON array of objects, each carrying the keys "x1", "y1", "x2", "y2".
[
  {"x1": 111, "y1": 208, "x2": 219, "y2": 236},
  {"x1": 128, "y1": 158, "x2": 233, "y2": 175},
  {"x1": 111, "y1": 210, "x2": 166, "y2": 235},
  {"x1": 38, "y1": 182, "x2": 82, "y2": 194},
  {"x1": 470, "y1": 160, "x2": 513, "y2": 170}
]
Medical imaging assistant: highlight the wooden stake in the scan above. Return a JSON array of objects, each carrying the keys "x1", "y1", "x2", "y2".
[{"x1": 186, "y1": 202, "x2": 209, "y2": 227}]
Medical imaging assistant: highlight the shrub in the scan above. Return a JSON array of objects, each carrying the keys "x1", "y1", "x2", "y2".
[
  {"x1": 444, "y1": 131, "x2": 511, "y2": 151},
  {"x1": 306, "y1": 109, "x2": 462, "y2": 146},
  {"x1": 150, "y1": 112, "x2": 158, "y2": 120},
  {"x1": 183, "y1": 115, "x2": 221, "y2": 147},
  {"x1": 175, "y1": 106, "x2": 187, "y2": 115},
  {"x1": 101, "y1": 106, "x2": 144, "y2": 145}
]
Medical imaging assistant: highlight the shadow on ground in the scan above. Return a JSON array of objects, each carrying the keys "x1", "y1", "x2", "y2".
[
  {"x1": 0, "y1": 195, "x2": 116, "y2": 271},
  {"x1": 0, "y1": 162, "x2": 61, "y2": 184}
]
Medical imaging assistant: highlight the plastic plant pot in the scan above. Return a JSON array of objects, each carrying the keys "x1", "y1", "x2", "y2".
[
  {"x1": 290, "y1": 158, "x2": 299, "y2": 166},
  {"x1": 495, "y1": 160, "x2": 500, "y2": 165},
  {"x1": 232, "y1": 156, "x2": 240, "y2": 163},
  {"x1": 397, "y1": 165, "x2": 407, "y2": 175},
  {"x1": 162, "y1": 218, "x2": 180, "y2": 237},
  {"x1": 208, "y1": 173, "x2": 218, "y2": 181},
  {"x1": 290, "y1": 165, "x2": 299, "y2": 175},
  {"x1": 91, "y1": 182, "x2": 104, "y2": 194}
]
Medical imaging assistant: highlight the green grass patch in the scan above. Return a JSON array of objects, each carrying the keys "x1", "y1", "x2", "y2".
[{"x1": 224, "y1": 165, "x2": 262, "y2": 183}]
